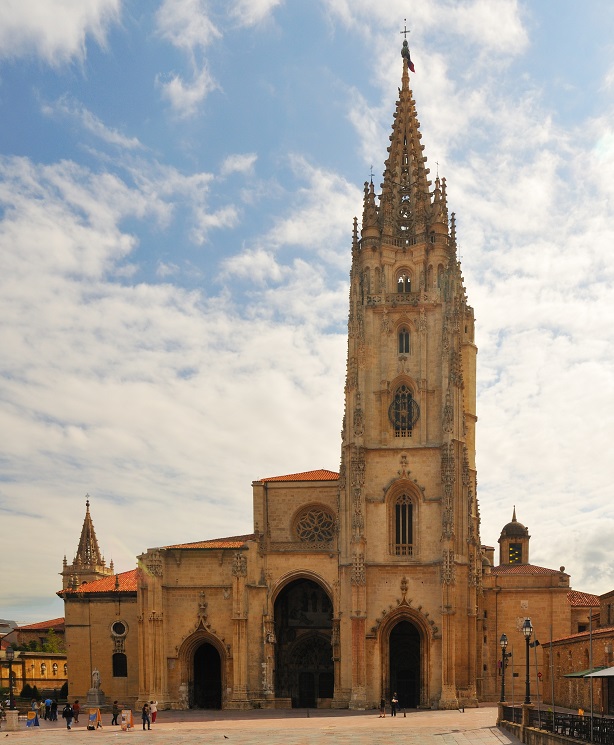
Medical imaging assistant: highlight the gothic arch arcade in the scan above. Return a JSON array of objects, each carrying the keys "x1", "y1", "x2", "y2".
[{"x1": 274, "y1": 578, "x2": 334, "y2": 707}]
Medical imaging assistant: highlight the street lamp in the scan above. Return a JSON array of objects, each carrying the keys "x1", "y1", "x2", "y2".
[
  {"x1": 5, "y1": 646, "x2": 15, "y2": 710},
  {"x1": 522, "y1": 618, "x2": 533, "y2": 705},
  {"x1": 500, "y1": 633, "x2": 511, "y2": 703}
]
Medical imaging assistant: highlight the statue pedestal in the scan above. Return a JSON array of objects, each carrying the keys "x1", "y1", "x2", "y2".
[
  {"x1": 86, "y1": 688, "x2": 106, "y2": 707},
  {"x1": 5, "y1": 710, "x2": 19, "y2": 731}
]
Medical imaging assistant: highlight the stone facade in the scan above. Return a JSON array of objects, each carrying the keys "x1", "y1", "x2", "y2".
[{"x1": 59, "y1": 46, "x2": 600, "y2": 713}]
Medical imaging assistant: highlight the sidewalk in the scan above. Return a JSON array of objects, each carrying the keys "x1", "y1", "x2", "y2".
[{"x1": 1, "y1": 704, "x2": 524, "y2": 745}]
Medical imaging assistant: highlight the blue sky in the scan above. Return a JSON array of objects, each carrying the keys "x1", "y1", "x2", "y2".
[{"x1": 2, "y1": 0, "x2": 614, "y2": 625}]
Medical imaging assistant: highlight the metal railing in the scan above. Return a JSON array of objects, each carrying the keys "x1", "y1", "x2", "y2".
[{"x1": 502, "y1": 707, "x2": 614, "y2": 745}]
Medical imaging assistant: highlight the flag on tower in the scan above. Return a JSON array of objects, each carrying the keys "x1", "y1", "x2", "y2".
[{"x1": 401, "y1": 40, "x2": 415, "y2": 73}]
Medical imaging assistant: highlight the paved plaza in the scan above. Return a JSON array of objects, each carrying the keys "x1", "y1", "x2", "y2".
[{"x1": 1, "y1": 705, "x2": 522, "y2": 745}]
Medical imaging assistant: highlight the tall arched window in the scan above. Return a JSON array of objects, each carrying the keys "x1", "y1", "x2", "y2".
[
  {"x1": 437, "y1": 265, "x2": 444, "y2": 289},
  {"x1": 397, "y1": 274, "x2": 411, "y2": 293},
  {"x1": 398, "y1": 327, "x2": 410, "y2": 354},
  {"x1": 394, "y1": 494, "x2": 413, "y2": 556},
  {"x1": 112, "y1": 653, "x2": 128, "y2": 678}
]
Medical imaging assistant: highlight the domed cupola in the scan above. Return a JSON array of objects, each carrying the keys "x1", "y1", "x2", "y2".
[{"x1": 498, "y1": 507, "x2": 530, "y2": 565}]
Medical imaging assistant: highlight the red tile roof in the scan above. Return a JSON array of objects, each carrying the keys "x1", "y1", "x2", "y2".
[
  {"x1": 491, "y1": 564, "x2": 567, "y2": 576},
  {"x1": 568, "y1": 590, "x2": 600, "y2": 607},
  {"x1": 551, "y1": 625, "x2": 614, "y2": 644},
  {"x1": 15, "y1": 617, "x2": 64, "y2": 631},
  {"x1": 259, "y1": 469, "x2": 339, "y2": 483},
  {"x1": 164, "y1": 534, "x2": 256, "y2": 550},
  {"x1": 61, "y1": 569, "x2": 138, "y2": 595}
]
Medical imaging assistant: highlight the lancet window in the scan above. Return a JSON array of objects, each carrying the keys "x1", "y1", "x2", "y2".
[
  {"x1": 398, "y1": 327, "x2": 410, "y2": 354},
  {"x1": 397, "y1": 274, "x2": 411, "y2": 293},
  {"x1": 392, "y1": 493, "x2": 413, "y2": 556}
]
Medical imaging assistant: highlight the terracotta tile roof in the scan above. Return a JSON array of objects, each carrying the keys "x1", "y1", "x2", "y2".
[
  {"x1": 61, "y1": 569, "x2": 138, "y2": 595},
  {"x1": 491, "y1": 564, "x2": 567, "y2": 576},
  {"x1": 551, "y1": 624, "x2": 614, "y2": 644},
  {"x1": 15, "y1": 617, "x2": 64, "y2": 631},
  {"x1": 259, "y1": 469, "x2": 339, "y2": 483},
  {"x1": 164, "y1": 534, "x2": 256, "y2": 550},
  {"x1": 567, "y1": 590, "x2": 600, "y2": 607}
]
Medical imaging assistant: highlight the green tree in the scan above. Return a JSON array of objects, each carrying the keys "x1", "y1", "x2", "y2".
[{"x1": 42, "y1": 629, "x2": 64, "y2": 653}]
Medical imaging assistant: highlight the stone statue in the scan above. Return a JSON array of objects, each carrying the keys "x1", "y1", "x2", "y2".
[{"x1": 92, "y1": 668, "x2": 100, "y2": 689}]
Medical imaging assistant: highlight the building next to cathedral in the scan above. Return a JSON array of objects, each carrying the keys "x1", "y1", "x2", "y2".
[{"x1": 58, "y1": 43, "x2": 603, "y2": 713}]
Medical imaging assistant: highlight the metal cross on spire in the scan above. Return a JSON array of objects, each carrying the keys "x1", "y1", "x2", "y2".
[{"x1": 400, "y1": 19, "x2": 410, "y2": 40}]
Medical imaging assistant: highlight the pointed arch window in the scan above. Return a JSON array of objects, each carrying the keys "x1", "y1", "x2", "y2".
[
  {"x1": 398, "y1": 327, "x2": 410, "y2": 354},
  {"x1": 437, "y1": 265, "x2": 444, "y2": 289},
  {"x1": 393, "y1": 493, "x2": 413, "y2": 556},
  {"x1": 397, "y1": 274, "x2": 411, "y2": 293}
]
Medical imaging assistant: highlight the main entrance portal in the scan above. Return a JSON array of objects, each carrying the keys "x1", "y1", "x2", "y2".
[
  {"x1": 192, "y1": 642, "x2": 221, "y2": 709},
  {"x1": 389, "y1": 620, "x2": 421, "y2": 708},
  {"x1": 274, "y1": 578, "x2": 333, "y2": 707}
]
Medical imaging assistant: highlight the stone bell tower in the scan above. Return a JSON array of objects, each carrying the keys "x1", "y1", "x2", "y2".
[{"x1": 336, "y1": 43, "x2": 481, "y2": 709}]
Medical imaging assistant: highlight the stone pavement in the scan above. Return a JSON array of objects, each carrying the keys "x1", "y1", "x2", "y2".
[{"x1": 0, "y1": 705, "x2": 523, "y2": 745}]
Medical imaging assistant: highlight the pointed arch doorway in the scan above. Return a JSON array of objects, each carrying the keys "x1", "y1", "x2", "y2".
[
  {"x1": 274, "y1": 578, "x2": 334, "y2": 707},
  {"x1": 389, "y1": 620, "x2": 421, "y2": 709},
  {"x1": 192, "y1": 642, "x2": 222, "y2": 709}
]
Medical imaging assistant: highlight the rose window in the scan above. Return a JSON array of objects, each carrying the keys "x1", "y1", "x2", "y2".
[{"x1": 296, "y1": 508, "x2": 335, "y2": 543}]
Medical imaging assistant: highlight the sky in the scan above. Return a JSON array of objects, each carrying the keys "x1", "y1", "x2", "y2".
[{"x1": 1, "y1": 0, "x2": 614, "y2": 625}]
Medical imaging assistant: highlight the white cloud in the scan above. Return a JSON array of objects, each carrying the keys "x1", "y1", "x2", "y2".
[
  {"x1": 264, "y1": 155, "x2": 361, "y2": 267},
  {"x1": 155, "y1": 0, "x2": 221, "y2": 55},
  {"x1": 221, "y1": 153, "x2": 258, "y2": 176},
  {"x1": 230, "y1": 0, "x2": 284, "y2": 27},
  {"x1": 157, "y1": 67, "x2": 218, "y2": 117},
  {"x1": 42, "y1": 96, "x2": 143, "y2": 150},
  {"x1": 0, "y1": 0, "x2": 120, "y2": 65}
]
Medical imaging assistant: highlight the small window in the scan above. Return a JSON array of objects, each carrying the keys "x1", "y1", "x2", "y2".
[
  {"x1": 509, "y1": 543, "x2": 522, "y2": 563},
  {"x1": 112, "y1": 652, "x2": 128, "y2": 678},
  {"x1": 398, "y1": 328, "x2": 410, "y2": 354}
]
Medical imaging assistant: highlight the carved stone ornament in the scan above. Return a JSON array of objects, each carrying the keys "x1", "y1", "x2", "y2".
[
  {"x1": 232, "y1": 552, "x2": 247, "y2": 577},
  {"x1": 353, "y1": 392, "x2": 364, "y2": 437},
  {"x1": 418, "y1": 308, "x2": 427, "y2": 333},
  {"x1": 197, "y1": 591, "x2": 208, "y2": 625},
  {"x1": 441, "y1": 548, "x2": 456, "y2": 585},
  {"x1": 381, "y1": 308, "x2": 391, "y2": 334},
  {"x1": 442, "y1": 389, "x2": 453, "y2": 433},
  {"x1": 144, "y1": 551, "x2": 163, "y2": 577},
  {"x1": 351, "y1": 552, "x2": 366, "y2": 585}
]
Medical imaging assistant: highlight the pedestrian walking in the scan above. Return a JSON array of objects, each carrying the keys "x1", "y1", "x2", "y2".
[
  {"x1": 149, "y1": 700, "x2": 158, "y2": 723},
  {"x1": 141, "y1": 701, "x2": 151, "y2": 730},
  {"x1": 111, "y1": 700, "x2": 120, "y2": 725},
  {"x1": 51, "y1": 699, "x2": 58, "y2": 721},
  {"x1": 73, "y1": 700, "x2": 80, "y2": 723},
  {"x1": 44, "y1": 697, "x2": 52, "y2": 719},
  {"x1": 62, "y1": 702, "x2": 74, "y2": 730},
  {"x1": 391, "y1": 692, "x2": 398, "y2": 717},
  {"x1": 379, "y1": 697, "x2": 386, "y2": 717}
]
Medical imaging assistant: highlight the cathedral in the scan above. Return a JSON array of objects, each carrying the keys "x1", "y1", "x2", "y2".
[{"x1": 59, "y1": 42, "x2": 593, "y2": 712}]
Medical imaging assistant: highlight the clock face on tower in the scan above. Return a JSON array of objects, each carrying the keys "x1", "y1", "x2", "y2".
[{"x1": 509, "y1": 543, "x2": 522, "y2": 564}]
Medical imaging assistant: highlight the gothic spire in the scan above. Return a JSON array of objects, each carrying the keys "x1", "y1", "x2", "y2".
[
  {"x1": 379, "y1": 48, "x2": 432, "y2": 242},
  {"x1": 73, "y1": 497, "x2": 104, "y2": 568}
]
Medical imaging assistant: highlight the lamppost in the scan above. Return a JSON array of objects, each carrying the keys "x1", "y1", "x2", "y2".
[
  {"x1": 522, "y1": 618, "x2": 533, "y2": 705},
  {"x1": 500, "y1": 633, "x2": 511, "y2": 703},
  {"x1": 5, "y1": 646, "x2": 15, "y2": 710}
]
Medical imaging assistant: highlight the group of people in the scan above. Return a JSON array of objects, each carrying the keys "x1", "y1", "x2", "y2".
[
  {"x1": 141, "y1": 700, "x2": 158, "y2": 730},
  {"x1": 379, "y1": 692, "x2": 400, "y2": 717}
]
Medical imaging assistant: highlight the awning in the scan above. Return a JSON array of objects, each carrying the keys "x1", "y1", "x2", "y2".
[
  {"x1": 564, "y1": 667, "x2": 607, "y2": 678},
  {"x1": 584, "y1": 666, "x2": 614, "y2": 678}
]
